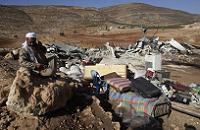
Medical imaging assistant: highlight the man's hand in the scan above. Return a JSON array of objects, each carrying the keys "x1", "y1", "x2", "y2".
[{"x1": 35, "y1": 63, "x2": 46, "y2": 71}]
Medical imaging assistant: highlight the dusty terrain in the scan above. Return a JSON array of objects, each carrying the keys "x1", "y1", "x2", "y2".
[
  {"x1": 1, "y1": 26, "x2": 200, "y2": 49},
  {"x1": 0, "y1": 59, "x2": 199, "y2": 130},
  {"x1": 0, "y1": 3, "x2": 200, "y2": 130},
  {"x1": 163, "y1": 65, "x2": 200, "y2": 85},
  {"x1": 0, "y1": 4, "x2": 200, "y2": 48}
]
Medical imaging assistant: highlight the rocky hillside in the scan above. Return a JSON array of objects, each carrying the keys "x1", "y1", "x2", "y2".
[
  {"x1": 0, "y1": 3, "x2": 200, "y2": 48},
  {"x1": 101, "y1": 3, "x2": 199, "y2": 27},
  {"x1": 0, "y1": 5, "x2": 33, "y2": 37},
  {"x1": 15, "y1": 6, "x2": 108, "y2": 33},
  {"x1": 0, "y1": 5, "x2": 110, "y2": 39},
  {"x1": 0, "y1": 3, "x2": 199, "y2": 36}
]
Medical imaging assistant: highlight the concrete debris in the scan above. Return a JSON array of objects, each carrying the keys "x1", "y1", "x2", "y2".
[
  {"x1": 59, "y1": 64, "x2": 84, "y2": 82},
  {"x1": 105, "y1": 42, "x2": 117, "y2": 58},
  {"x1": 168, "y1": 38, "x2": 186, "y2": 52},
  {"x1": 46, "y1": 44, "x2": 66, "y2": 54},
  {"x1": 4, "y1": 52, "x2": 14, "y2": 60},
  {"x1": 41, "y1": 38, "x2": 200, "y2": 84},
  {"x1": 181, "y1": 42, "x2": 196, "y2": 50},
  {"x1": 84, "y1": 64, "x2": 127, "y2": 79},
  {"x1": 1, "y1": 33, "x2": 200, "y2": 130}
]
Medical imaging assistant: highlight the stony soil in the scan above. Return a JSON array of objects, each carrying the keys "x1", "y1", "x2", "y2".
[{"x1": 0, "y1": 58, "x2": 199, "y2": 130}]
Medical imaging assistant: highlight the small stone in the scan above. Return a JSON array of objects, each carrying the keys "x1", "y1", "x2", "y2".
[
  {"x1": 112, "y1": 122, "x2": 120, "y2": 130},
  {"x1": 174, "y1": 126, "x2": 179, "y2": 130},
  {"x1": 89, "y1": 124, "x2": 93, "y2": 128},
  {"x1": 98, "y1": 121, "x2": 103, "y2": 126},
  {"x1": 77, "y1": 108, "x2": 80, "y2": 113},
  {"x1": 170, "y1": 124, "x2": 176, "y2": 128},
  {"x1": 69, "y1": 82, "x2": 75, "y2": 86}
]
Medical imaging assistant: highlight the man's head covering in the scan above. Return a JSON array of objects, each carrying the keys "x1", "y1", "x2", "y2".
[{"x1": 25, "y1": 32, "x2": 36, "y2": 38}]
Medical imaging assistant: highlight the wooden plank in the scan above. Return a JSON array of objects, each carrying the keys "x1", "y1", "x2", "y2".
[
  {"x1": 171, "y1": 101, "x2": 200, "y2": 118},
  {"x1": 84, "y1": 64, "x2": 127, "y2": 79}
]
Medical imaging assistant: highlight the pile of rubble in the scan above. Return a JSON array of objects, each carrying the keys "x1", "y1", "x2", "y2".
[{"x1": 0, "y1": 33, "x2": 200, "y2": 129}]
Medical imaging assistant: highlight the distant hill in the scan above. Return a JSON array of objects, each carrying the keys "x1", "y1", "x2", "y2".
[
  {"x1": 0, "y1": 3, "x2": 199, "y2": 41},
  {"x1": 101, "y1": 3, "x2": 199, "y2": 27},
  {"x1": 0, "y1": 5, "x2": 33, "y2": 37},
  {"x1": 15, "y1": 6, "x2": 107, "y2": 33},
  {"x1": 0, "y1": 5, "x2": 108, "y2": 38}
]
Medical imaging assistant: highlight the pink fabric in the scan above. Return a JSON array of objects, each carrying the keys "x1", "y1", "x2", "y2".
[{"x1": 106, "y1": 78, "x2": 131, "y2": 92}]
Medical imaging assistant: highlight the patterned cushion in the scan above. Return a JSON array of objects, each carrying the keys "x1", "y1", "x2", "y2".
[{"x1": 106, "y1": 78, "x2": 131, "y2": 92}]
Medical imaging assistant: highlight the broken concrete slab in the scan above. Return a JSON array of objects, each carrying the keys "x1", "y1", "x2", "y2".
[
  {"x1": 105, "y1": 42, "x2": 117, "y2": 58},
  {"x1": 163, "y1": 54, "x2": 200, "y2": 68},
  {"x1": 84, "y1": 64, "x2": 127, "y2": 79},
  {"x1": 100, "y1": 54, "x2": 145, "y2": 71},
  {"x1": 168, "y1": 38, "x2": 186, "y2": 52}
]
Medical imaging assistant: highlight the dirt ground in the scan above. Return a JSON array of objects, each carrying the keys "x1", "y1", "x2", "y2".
[
  {"x1": 162, "y1": 110, "x2": 200, "y2": 130},
  {"x1": 1, "y1": 26, "x2": 200, "y2": 48},
  {"x1": 0, "y1": 25, "x2": 200, "y2": 129},
  {"x1": 163, "y1": 65, "x2": 200, "y2": 85},
  {"x1": 0, "y1": 58, "x2": 199, "y2": 130}
]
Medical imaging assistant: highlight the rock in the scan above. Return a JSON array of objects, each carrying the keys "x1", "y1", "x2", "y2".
[
  {"x1": 0, "y1": 55, "x2": 3, "y2": 60},
  {"x1": 105, "y1": 42, "x2": 117, "y2": 58},
  {"x1": 6, "y1": 67, "x2": 73, "y2": 116},
  {"x1": 174, "y1": 126, "x2": 180, "y2": 130},
  {"x1": 4, "y1": 53, "x2": 14, "y2": 60},
  {"x1": 89, "y1": 124, "x2": 94, "y2": 128},
  {"x1": 91, "y1": 96, "x2": 120, "y2": 130},
  {"x1": 0, "y1": 48, "x2": 11, "y2": 56},
  {"x1": 170, "y1": 124, "x2": 178, "y2": 129},
  {"x1": 3, "y1": 49, "x2": 19, "y2": 60},
  {"x1": 112, "y1": 122, "x2": 120, "y2": 130},
  {"x1": 8, "y1": 116, "x2": 38, "y2": 130},
  {"x1": 0, "y1": 85, "x2": 10, "y2": 106},
  {"x1": 0, "y1": 106, "x2": 15, "y2": 130},
  {"x1": 11, "y1": 49, "x2": 20, "y2": 60},
  {"x1": 81, "y1": 106, "x2": 92, "y2": 117}
]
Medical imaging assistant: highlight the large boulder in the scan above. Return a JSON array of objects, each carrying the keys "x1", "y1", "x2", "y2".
[
  {"x1": 6, "y1": 67, "x2": 73, "y2": 116},
  {"x1": 0, "y1": 60, "x2": 18, "y2": 106},
  {"x1": 4, "y1": 48, "x2": 20, "y2": 60}
]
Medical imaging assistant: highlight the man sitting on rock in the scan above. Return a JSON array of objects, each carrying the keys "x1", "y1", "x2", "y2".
[{"x1": 19, "y1": 32, "x2": 57, "y2": 76}]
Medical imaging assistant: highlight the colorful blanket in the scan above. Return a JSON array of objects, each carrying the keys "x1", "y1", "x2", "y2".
[{"x1": 109, "y1": 91, "x2": 170, "y2": 117}]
